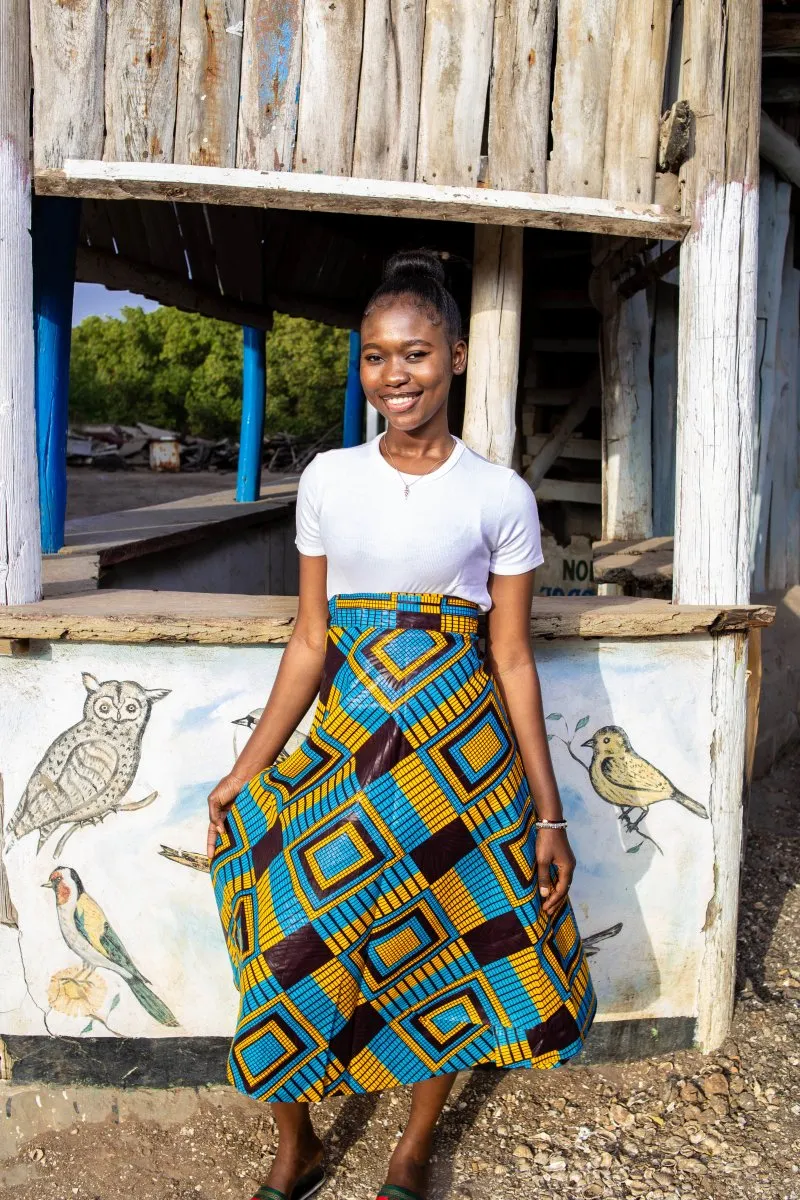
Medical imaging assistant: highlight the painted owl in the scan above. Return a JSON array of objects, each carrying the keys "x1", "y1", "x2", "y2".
[{"x1": 6, "y1": 674, "x2": 170, "y2": 855}]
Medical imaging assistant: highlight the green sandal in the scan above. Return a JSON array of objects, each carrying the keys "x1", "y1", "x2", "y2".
[
  {"x1": 375, "y1": 1187, "x2": 425, "y2": 1200},
  {"x1": 253, "y1": 1162, "x2": 326, "y2": 1200}
]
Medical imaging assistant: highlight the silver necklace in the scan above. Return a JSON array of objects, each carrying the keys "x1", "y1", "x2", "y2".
[{"x1": 382, "y1": 436, "x2": 456, "y2": 498}]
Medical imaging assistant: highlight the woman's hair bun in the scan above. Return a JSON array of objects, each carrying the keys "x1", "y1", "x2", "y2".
[{"x1": 383, "y1": 249, "x2": 446, "y2": 286}]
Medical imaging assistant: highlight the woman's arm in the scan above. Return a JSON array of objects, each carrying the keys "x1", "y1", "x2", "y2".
[
  {"x1": 486, "y1": 570, "x2": 575, "y2": 916},
  {"x1": 206, "y1": 553, "x2": 329, "y2": 857}
]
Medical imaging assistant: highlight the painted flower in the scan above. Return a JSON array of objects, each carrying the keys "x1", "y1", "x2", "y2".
[{"x1": 47, "y1": 966, "x2": 107, "y2": 1018}]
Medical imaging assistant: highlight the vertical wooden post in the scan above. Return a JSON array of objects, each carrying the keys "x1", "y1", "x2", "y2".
[
  {"x1": 674, "y1": 1, "x2": 761, "y2": 1052},
  {"x1": 462, "y1": 227, "x2": 523, "y2": 467},
  {"x1": 342, "y1": 331, "x2": 364, "y2": 448},
  {"x1": 33, "y1": 196, "x2": 81, "y2": 555},
  {"x1": 236, "y1": 327, "x2": 266, "y2": 503},
  {"x1": 0, "y1": 0, "x2": 40, "y2": 604},
  {"x1": 595, "y1": 247, "x2": 654, "y2": 541}
]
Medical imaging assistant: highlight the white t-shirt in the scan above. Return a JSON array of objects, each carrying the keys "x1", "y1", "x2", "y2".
[{"x1": 294, "y1": 435, "x2": 543, "y2": 612}]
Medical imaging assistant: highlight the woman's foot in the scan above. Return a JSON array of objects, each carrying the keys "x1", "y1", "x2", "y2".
[
  {"x1": 259, "y1": 1127, "x2": 324, "y2": 1198},
  {"x1": 380, "y1": 1135, "x2": 431, "y2": 1198}
]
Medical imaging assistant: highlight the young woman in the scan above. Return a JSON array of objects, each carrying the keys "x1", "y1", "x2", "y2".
[{"x1": 208, "y1": 251, "x2": 596, "y2": 1200}]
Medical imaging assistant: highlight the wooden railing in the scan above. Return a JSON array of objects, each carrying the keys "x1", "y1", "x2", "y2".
[{"x1": 31, "y1": 0, "x2": 681, "y2": 207}]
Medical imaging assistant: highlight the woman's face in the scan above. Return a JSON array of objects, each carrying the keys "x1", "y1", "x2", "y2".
[{"x1": 360, "y1": 296, "x2": 467, "y2": 434}]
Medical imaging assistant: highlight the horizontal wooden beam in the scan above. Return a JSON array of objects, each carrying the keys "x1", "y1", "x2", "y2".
[
  {"x1": 534, "y1": 477, "x2": 601, "y2": 505},
  {"x1": 35, "y1": 160, "x2": 692, "y2": 241},
  {"x1": 0, "y1": 589, "x2": 774, "y2": 642},
  {"x1": 524, "y1": 434, "x2": 601, "y2": 460},
  {"x1": 76, "y1": 247, "x2": 274, "y2": 330},
  {"x1": 760, "y1": 110, "x2": 800, "y2": 190}
]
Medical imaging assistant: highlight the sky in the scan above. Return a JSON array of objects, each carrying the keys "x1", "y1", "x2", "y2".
[{"x1": 72, "y1": 283, "x2": 159, "y2": 326}]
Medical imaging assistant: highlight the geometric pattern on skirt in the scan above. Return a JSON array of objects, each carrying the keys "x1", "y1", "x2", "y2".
[{"x1": 211, "y1": 592, "x2": 596, "y2": 1102}]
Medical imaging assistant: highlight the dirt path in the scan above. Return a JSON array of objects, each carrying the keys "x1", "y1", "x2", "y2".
[{"x1": 3, "y1": 747, "x2": 799, "y2": 1200}]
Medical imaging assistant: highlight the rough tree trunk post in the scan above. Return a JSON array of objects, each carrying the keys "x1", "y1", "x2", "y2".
[
  {"x1": 0, "y1": 0, "x2": 41, "y2": 605},
  {"x1": 674, "y1": 1, "x2": 761, "y2": 1052}
]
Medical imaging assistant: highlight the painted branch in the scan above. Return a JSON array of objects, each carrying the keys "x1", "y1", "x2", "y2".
[
  {"x1": 174, "y1": 0, "x2": 244, "y2": 167},
  {"x1": 104, "y1": 0, "x2": 181, "y2": 161},
  {"x1": 237, "y1": 0, "x2": 303, "y2": 171},
  {"x1": 462, "y1": 226, "x2": 523, "y2": 467},
  {"x1": 29, "y1": 0, "x2": 105, "y2": 169},
  {"x1": 36, "y1": 161, "x2": 692, "y2": 240},
  {"x1": 604, "y1": 0, "x2": 672, "y2": 203},
  {"x1": 523, "y1": 381, "x2": 595, "y2": 490},
  {"x1": 353, "y1": 0, "x2": 425, "y2": 181},
  {"x1": 0, "y1": 0, "x2": 41, "y2": 605},
  {"x1": 675, "y1": 0, "x2": 761, "y2": 1056},
  {"x1": 548, "y1": 0, "x2": 618, "y2": 196},
  {"x1": 416, "y1": 0, "x2": 495, "y2": 187},
  {"x1": 75, "y1": 246, "x2": 274, "y2": 331},
  {"x1": 760, "y1": 110, "x2": 800, "y2": 190},
  {"x1": 294, "y1": 0, "x2": 363, "y2": 175},
  {"x1": 0, "y1": 775, "x2": 19, "y2": 928},
  {"x1": 488, "y1": 0, "x2": 556, "y2": 191},
  {"x1": 596, "y1": 242, "x2": 654, "y2": 541}
]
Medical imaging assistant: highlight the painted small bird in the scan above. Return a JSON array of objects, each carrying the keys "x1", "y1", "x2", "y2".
[
  {"x1": 42, "y1": 866, "x2": 178, "y2": 1027},
  {"x1": 582, "y1": 725, "x2": 709, "y2": 830},
  {"x1": 232, "y1": 707, "x2": 263, "y2": 731}
]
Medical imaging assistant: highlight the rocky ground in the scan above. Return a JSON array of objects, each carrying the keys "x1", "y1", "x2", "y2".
[{"x1": 2, "y1": 744, "x2": 799, "y2": 1200}]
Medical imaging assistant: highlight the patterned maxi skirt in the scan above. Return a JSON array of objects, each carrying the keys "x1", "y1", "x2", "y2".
[{"x1": 212, "y1": 593, "x2": 596, "y2": 1102}]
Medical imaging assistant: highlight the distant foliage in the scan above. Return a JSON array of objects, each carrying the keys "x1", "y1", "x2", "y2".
[{"x1": 69, "y1": 306, "x2": 349, "y2": 440}]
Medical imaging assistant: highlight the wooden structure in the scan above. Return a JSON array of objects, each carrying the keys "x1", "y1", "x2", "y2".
[{"x1": 0, "y1": 0, "x2": 793, "y2": 1074}]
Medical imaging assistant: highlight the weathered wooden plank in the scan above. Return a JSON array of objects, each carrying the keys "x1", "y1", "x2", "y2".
[
  {"x1": 488, "y1": 0, "x2": 556, "y2": 191},
  {"x1": 674, "y1": 0, "x2": 761, "y2": 1056},
  {"x1": 294, "y1": 0, "x2": 363, "y2": 175},
  {"x1": 174, "y1": 0, "x2": 244, "y2": 167},
  {"x1": 760, "y1": 109, "x2": 800, "y2": 191},
  {"x1": 353, "y1": 0, "x2": 425, "y2": 181},
  {"x1": 104, "y1": 0, "x2": 181, "y2": 162},
  {"x1": 652, "y1": 281, "x2": 678, "y2": 537},
  {"x1": 523, "y1": 381, "x2": 595, "y2": 489},
  {"x1": 604, "y1": 0, "x2": 672, "y2": 203},
  {"x1": 462, "y1": 226, "x2": 523, "y2": 467},
  {"x1": 548, "y1": 0, "x2": 617, "y2": 196},
  {"x1": 237, "y1": 0, "x2": 303, "y2": 171},
  {"x1": 36, "y1": 161, "x2": 693, "y2": 240},
  {"x1": 416, "y1": 0, "x2": 495, "y2": 187},
  {"x1": 767, "y1": 240, "x2": 799, "y2": 590},
  {"x1": 751, "y1": 172, "x2": 791, "y2": 591},
  {"x1": 524, "y1": 434, "x2": 601, "y2": 461},
  {"x1": 30, "y1": 0, "x2": 105, "y2": 169},
  {"x1": 0, "y1": 590, "x2": 774, "y2": 643},
  {"x1": 536, "y1": 478, "x2": 601, "y2": 505},
  {"x1": 0, "y1": 0, "x2": 41, "y2": 604}
]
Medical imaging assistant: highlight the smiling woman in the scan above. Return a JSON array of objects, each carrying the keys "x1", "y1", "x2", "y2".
[{"x1": 206, "y1": 249, "x2": 595, "y2": 1200}]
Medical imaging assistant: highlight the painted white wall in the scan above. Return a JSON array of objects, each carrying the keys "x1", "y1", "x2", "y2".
[{"x1": 0, "y1": 636, "x2": 714, "y2": 1040}]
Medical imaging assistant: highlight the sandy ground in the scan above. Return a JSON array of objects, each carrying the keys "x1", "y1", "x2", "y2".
[{"x1": 2, "y1": 744, "x2": 799, "y2": 1200}]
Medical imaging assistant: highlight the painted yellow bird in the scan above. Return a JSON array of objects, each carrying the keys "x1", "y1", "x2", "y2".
[{"x1": 582, "y1": 726, "x2": 708, "y2": 830}]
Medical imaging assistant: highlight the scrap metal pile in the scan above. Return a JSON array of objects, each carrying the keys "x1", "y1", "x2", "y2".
[{"x1": 66, "y1": 423, "x2": 338, "y2": 473}]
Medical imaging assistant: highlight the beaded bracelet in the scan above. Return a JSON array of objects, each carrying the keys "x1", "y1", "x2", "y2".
[{"x1": 534, "y1": 819, "x2": 568, "y2": 830}]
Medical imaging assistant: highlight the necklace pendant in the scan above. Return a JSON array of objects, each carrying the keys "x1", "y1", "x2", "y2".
[{"x1": 403, "y1": 484, "x2": 410, "y2": 498}]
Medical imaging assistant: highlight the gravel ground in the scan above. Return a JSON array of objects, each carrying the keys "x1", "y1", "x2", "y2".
[{"x1": 3, "y1": 744, "x2": 799, "y2": 1200}]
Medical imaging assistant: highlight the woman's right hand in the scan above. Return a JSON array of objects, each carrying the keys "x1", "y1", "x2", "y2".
[{"x1": 207, "y1": 772, "x2": 250, "y2": 861}]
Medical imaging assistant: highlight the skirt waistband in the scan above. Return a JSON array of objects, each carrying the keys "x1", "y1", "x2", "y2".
[{"x1": 328, "y1": 592, "x2": 483, "y2": 634}]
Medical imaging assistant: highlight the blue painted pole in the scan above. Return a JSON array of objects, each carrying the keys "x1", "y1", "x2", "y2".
[
  {"x1": 33, "y1": 196, "x2": 81, "y2": 554},
  {"x1": 236, "y1": 326, "x2": 267, "y2": 502},
  {"x1": 342, "y1": 330, "x2": 365, "y2": 447}
]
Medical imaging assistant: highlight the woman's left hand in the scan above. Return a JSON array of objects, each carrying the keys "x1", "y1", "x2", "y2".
[{"x1": 535, "y1": 827, "x2": 576, "y2": 917}]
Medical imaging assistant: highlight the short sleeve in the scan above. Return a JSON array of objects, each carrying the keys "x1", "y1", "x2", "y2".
[
  {"x1": 489, "y1": 472, "x2": 544, "y2": 574},
  {"x1": 294, "y1": 455, "x2": 326, "y2": 556}
]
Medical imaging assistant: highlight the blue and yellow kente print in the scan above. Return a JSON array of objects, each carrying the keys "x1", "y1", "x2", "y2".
[{"x1": 212, "y1": 593, "x2": 596, "y2": 1102}]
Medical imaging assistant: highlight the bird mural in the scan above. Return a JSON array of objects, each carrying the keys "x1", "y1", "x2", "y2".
[
  {"x1": 582, "y1": 922, "x2": 623, "y2": 957},
  {"x1": 582, "y1": 725, "x2": 709, "y2": 832},
  {"x1": 6, "y1": 673, "x2": 169, "y2": 856},
  {"x1": 232, "y1": 707, "x2": 263, "y2": 731},
  {"x1": 231, "y1": 707, "x2": 304, "y2": 764},
  {"x1": 42, "y1": 866, "x2": 178, "y2": 1028}
]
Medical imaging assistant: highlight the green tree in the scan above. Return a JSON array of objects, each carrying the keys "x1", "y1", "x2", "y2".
[{"x1": 69, "y1": 306, "x2": 348, "y2": 441}]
